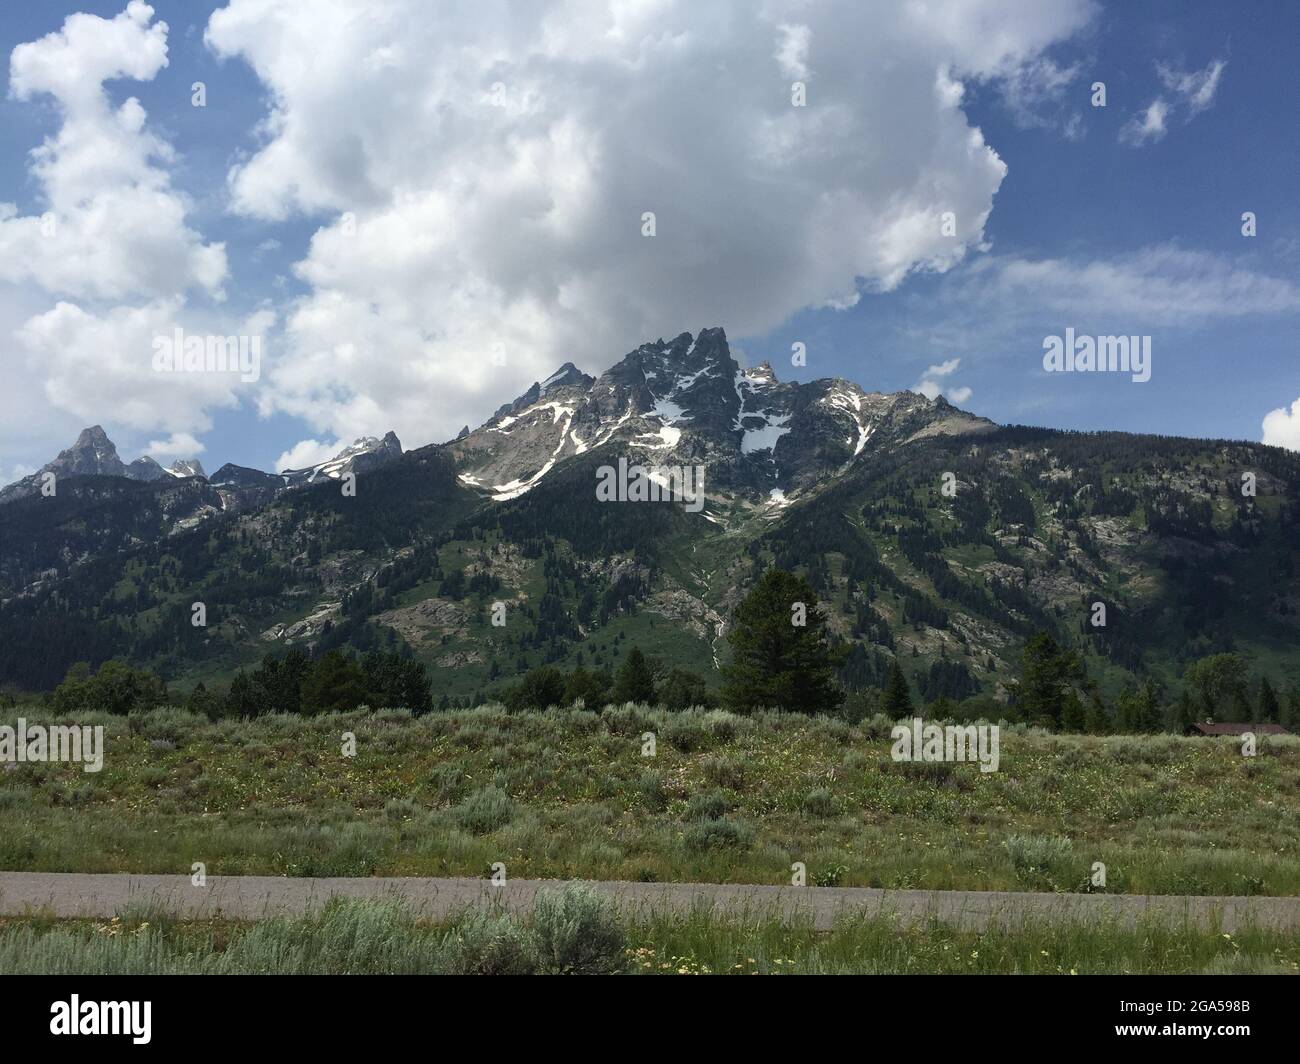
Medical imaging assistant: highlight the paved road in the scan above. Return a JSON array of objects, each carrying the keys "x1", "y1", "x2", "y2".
[{"x1": 3, "y1": 872, "x2": 1299, "y2": 932}]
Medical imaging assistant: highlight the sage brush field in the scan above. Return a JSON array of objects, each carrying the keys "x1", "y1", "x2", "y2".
[
  {"x1": 2, "y1": 705, "x2": 1298, "y2": 895},
  {"x1": 2, "y1": 890, "x2": 1297, "y2": 975}
]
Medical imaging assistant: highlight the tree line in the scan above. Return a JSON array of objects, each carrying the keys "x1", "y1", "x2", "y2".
[{"x1": 28, "y1": 567, "x2": 1299, "y2": 731}]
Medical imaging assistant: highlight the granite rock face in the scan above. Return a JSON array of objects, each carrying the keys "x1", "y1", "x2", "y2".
[{"x1": 450, "y1": 326, "x2": 993, "y2": 504}]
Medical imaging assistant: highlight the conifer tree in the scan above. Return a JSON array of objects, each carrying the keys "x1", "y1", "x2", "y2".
[
  {"x1": 611, "y1": 646, "x2": 656, "y2": 704},
  {"x1": 721, "y1": 569, "x2": 841, "y2": 714},
  {"x1": 882, "y1": 659, "x2": 914, "y2": 719},
  {"x1": 1257, "y1": 676, "x2": 1281, "y2": 723}
]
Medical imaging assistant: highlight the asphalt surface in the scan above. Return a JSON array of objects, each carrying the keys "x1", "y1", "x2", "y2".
[{"x1": 2, "y1": 872, "x2": 1298, "y2": 932}]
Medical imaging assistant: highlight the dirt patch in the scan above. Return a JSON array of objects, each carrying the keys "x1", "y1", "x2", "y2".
[{"x1": 377, "y1": 597, "x2": 469, "y2": 644}]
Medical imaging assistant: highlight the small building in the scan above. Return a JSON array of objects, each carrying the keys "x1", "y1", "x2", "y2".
[{"x1": 1183, "y1": 721, "x2": 1290, "y2": 737}]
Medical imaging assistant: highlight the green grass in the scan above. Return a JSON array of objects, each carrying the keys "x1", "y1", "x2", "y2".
[
  {"x1": 1, "y1": 893, "x2": 1297, "y2": 975},
  {"x1": 2, "y1": 704, "x2": 1298, "y2": 894}
]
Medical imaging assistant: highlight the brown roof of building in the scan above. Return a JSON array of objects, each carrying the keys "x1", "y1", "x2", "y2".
[{"x1": 1185, "y1": 722, "x2": 1290, "y2": 736}]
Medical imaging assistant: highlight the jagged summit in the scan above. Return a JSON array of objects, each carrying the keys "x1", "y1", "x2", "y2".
[
  {"x1": 492, "y1": 363, "x2": 596, "y2": 423},
  {"x1": 168, "y1": 459, "x2": 207, "y2": 479},
  {"x1": 0, "y1": 328, "x2": 986, "y2": 519},
  {"x1": 540, "y1": 362, "x2": 588, "y2": 393},
  {"x1": 451, "y1": 326, "x2": 993, "y2": 504},
  {"x1": 0, "y1": 426, "x2": 403, "y2": 508},
  {"x1": 278, "y1": 432, "x2": 404, "y2": 487},
  {"x1": 0, "y1": 424, "x2": 129, "y2": 503},
  {"x1": 126, "y1": 456, "x2": 168, "y2": 481},
  {"x1": 0, "y1": 426, "x2": 215, "y2": 502},
  {"x1": 127, "y1": 455, "x2": 207, "y2": 481},
  {"x1": 52, "y1": 425, "x2": 126, "y2": 478}
]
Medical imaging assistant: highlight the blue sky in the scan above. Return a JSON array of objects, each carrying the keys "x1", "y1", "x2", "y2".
[
  {"x1": 744, "y1": 2, "x2": 1300, "y2": 435},
  {"x1": 1, "y1": 0, "x2": 1298, "y2": 480}
]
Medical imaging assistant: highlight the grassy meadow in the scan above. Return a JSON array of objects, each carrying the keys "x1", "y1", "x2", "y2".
[
  {"x1": 3, "y1": 889, "x2": 1298, "y2": 975},
  {"x1": 2, "y1": 704, "x2": 1298, "y2": 896}
]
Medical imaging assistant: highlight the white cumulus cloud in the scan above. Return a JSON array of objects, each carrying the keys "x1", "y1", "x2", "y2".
[
  {"x1": 1263, "y1": 399, "x2": 1300, "y2": 452},
  {"x1": 1, "y1": 2, "x2": 226, "y2": 301},
  {"x1": 16, "y1": 299, "x2": 267, "y2": 435},
  {"x1": 0, "y1": 3, "x2": 243, "y2": 476},
  {"x1": 274, "y1": 438, "x2": 345, "y2": 473},
  {"x1": 145, "y1": 432, "x2": 205, "y2": 459},
  {"x1": 205, "y1": 0, "x2": 1095, "y2": 448},
  {"x1": 914, "y1": 356, "x2": 971, "y2": 403}
]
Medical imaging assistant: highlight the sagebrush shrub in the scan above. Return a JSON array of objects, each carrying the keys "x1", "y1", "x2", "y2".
[
  {"x1": 683, "y1": 817, "x2": 752, "y2": 853},
  {"x1": 700, "y1": 754, "x2": 745, "y2": 790},
  {"x1": 455, "y1": 786, "x2": 515, "y2": 835},
  {"x1": 531, "y1": 885, "x2": 627, "y2": 975},
  {"x1": 437, "y1": 911, "x2": 538, "y2": 975},
  {"x1": 663, "y1": 715, "x2": 711, "y2": 752},
  {"x1": 802, "y1": 788, "x2": 835, "y2": 818},
  {"x1": 685, "y1": 790, "x2": 729, "y2": 821},
  {"x1": 429, "y1": 764, "x2": 463, "y2": 803},
  {"x1": 702, "y1": 710, "x2": 742, "y2": 742},
  {"x1": 636, "y1": 770, "x2": 667, "y2": 810},
  {"x1": 384, "y1": 797, "x2": 420, "y2": 821},
  {"x1": 1003, "y1": 833, "x2": 1076, "y2": 890}
]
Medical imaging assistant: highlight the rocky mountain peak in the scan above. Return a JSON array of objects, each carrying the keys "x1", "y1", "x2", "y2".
[
  {"x1": 0, "y1": 425, "x2": 132, "y2": 503},
  {"x1": 540, "y1": 362, "x2": 589, "y2": 394},
  {"x1": 168, "y1": 459, "x2": 207, "y2": 479},
  {"x1": 61, "y1": 425, "x2": 125, "y2": 475},
  {"x1": 75, "y1": 424, "x2": 112, "y2": 449},
  {"x1": 125, "y1": 456, "x2": 167, "y2": 482},
  {"x1": 279, "y1": 432, "x2": 404, "y2": 487},
  {"x1": 451, "y1": 326, "x2": 994, "y2": 505},
  {"x1": 493, "y1": 363, "x2": 596, "y2": 422}
]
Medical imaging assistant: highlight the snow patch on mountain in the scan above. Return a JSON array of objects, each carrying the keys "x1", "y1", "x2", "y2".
[
  {"x1": 279, "y1": 433, "x2": 402, "y2": 486},
  {"x1": 740, "y1": 413, "x2": 792, "y2": 454},
  {"x1": 167, "y1": 459, "x2": 206, "y2": 479},
  {"x1": 651, "y1": 395, "x2": 688, "y2": 424},
  {"x1": 821, "y1": 386, "x2": 878, "y2": 457},
  {"x1": 448, "y1": 326, "x2": 993, "y2": 506},
  {"x1": 490, "y1": 412, "x2": 574, "y2": 500},
  {"x1": 853, "y1": 422, "x2": 876, "y2": 456},
  {"x1": 637, "y1": 424, "x2": 682, "y2": 449},
  {"x1": 540, "y1": 363, "x2": 581, "y2": 393}
]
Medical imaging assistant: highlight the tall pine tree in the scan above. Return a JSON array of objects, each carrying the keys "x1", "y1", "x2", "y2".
[
  {"x1": 721, "y1": 569, "x2": 841, "y2": 714},
  {"x1": 882, "y1": 659, "x2": 914, "y2": 719},
  {"x1": 1010, "y1": 632, "x2": 1081, "y2": 727},
  {"x1": 611, "y1": 646, "x2": 656, "y2": 704},
  {"x1": 1257, "y1": 676, "x2": 1281, "y2": 723}
]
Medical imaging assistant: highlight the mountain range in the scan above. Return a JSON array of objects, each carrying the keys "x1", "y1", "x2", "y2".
[
  {"x1": 1, "y1": 326, "x2": 1297, "y2": 705},
  {"x1": 0, "y1": 424, "x2": 403, "y2": 510}
]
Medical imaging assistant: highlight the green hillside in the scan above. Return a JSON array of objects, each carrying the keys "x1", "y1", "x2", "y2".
[{"x1": 3, "y1": 426, "x2": 1300, "y2": 722}]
